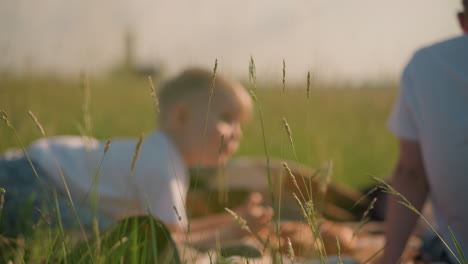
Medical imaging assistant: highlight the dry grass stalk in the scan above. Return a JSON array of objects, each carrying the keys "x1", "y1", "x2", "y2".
[
  {"x1": 248, "y1": 56, "x2": 275, "y2": 209},
  {"x1": 224, "y1": 208, "x2": 251, "y2": 234},
  {"x1": 92, "y1": 218, "x2": 101, "y2": 260},
  {"x1": 247, "y1": 56, "x2": 278, "y2": 254},
  {"x1": 0, "y1": 107, "x2": 11, "y2": 127},
  {"x1": 336, "y1": 236, "x2": 343, "y2": 264},
  {"x1": 371, "y1": 175, "x2": 465, "y2": 264},
  {"x1": 282, "y1": 117, "x2": 294, "y2": 149},
  {"x1": 200, "y1": 58, "x2": 219, "y2": 171},
  {"x1": 1, "y1": 107, "x2": 41, "y2": 181},
  {"x1": 210, "y1": 58, "x2": 218, "y2": 97},
  {"x1": 131, "y1": 134, "x2": 144, "y2": 171},
  {"x1": 0, "y1": 188, "x2": 5, "y2": 218},
  {"x1": 292, "y1": 193, "x2": 307, "y2": 222},
  {"x1": 319, "y1": 161, "x2": 333, "y2": 196},
  {"x1": 305, "y1": 200, "x2": 318, "y2": 224},
  {"x1": 80, "y1": 72, "x2": 92, "y2": 137},
  {"x1": 287, "y1": 237, "x2": 295, "y2": 262},
  {"x1": 173, "y1": 206, "x2": 182, "y2": 222},
  {"x1": 249, "y1": 56, "x2": 257, "y2": 90},
  {"x1": 351, "y1": 186, "x2": 378, "y2": 212},
  {"x1": 110, "y1": 236, "x2": 129, "y2": 251},
  {"x1": 353, "y1": 197, "x2": 377, "y2": 239},
  {"x1": 292, "y1": 183, "x2": 329, "y2": 261},
  {"x1": 282, "y1": 162, "x2": 306, "y2": 203},
  {"x1": 104, "y1": 138, "x2": 111, "y2": 153},
  {"x1": 282, "y1": 162, "x2": 298, "y2": 189},
  {"x1": 27, "y1": 110, "x2": 45, "y2": 137},
  {"x1": 249, "y1": 90, "x2": 258, "y2": 102},
  {"x1": 248, "y1": 57, "x2": 259, "y2": 102},
  {"x1": 147, "y1": 76, "x2": 160, "y2": 113},
  {"x1": 79, "y1": 72, "x2": 93, "y2": 153},
  {"x1": 307, "y1": 71, "x2": 311, "y2": 99},
  {"x1": 216, "y1": 135, "x2": 229, "y2": 204},
  {"x1": 362, "y1": 197, "x2": 377, "y2": 221},
  {"x1": 33, "y1": 208, "x2": 52, "y2": 227},
  {"x1": 282, "y1": 59, "x2": 286, "y2": 93}
]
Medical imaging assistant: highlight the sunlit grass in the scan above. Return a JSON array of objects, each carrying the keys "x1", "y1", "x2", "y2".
[
  {"x1": 0, "y1": 73, "x2": 398, "y2": 189},
  {"x1": 0, "y1": 67, "x2": 403, "y2": 263}
]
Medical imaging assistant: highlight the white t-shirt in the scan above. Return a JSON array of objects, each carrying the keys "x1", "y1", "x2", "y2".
[
  {"x1": 28, "y1": 131, "x2": 188, "y2": 227},
  {"x1": 388, "y1": 35, "x2": 468, "y2": 259}
]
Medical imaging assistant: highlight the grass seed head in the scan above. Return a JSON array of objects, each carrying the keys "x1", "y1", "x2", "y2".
[
  {"x1": 173, "y1": 206, "x2": 182, "y2": 222},
  {"x1": 282, "y1": 59, "x2": 286, "y2": 93},
  {"x1": 131, "y1": 134, "x2": 144, "y2": 171},
  {"x1": 353, "y1": 197, "x2": 378, "y2": 238},
  {"x1": 282, "y1": 117, "x2": 294, "y2": 147},
  {"x1": 287, "y1": 237, "x2": 295, "y2": 262},
  {"x1": 225, "y1": 208, "x2": 251, "y2": 233},
  {"x1": 319, "y1": 160, "x2": 333, "y2": 194},
  {"x1": 249, "y1": 56, "x2": 256, "y2": 89},
  {"x1": 148, "y1": 76, "x2": 160, "y2": 113},
  {"x1": 28, "y1": 110, "x2": 46, "y2": 137},
  {"x1": 0, "y1": 107, "x2": 12, "y2": 127},
  {"x1": 282, "y1": 162, "x2": 300, "y2": 192},
  {"x1": 362, "y1": 197, "x2": 377, "y2": 220},
  {"x1": 249, "y1": 90, "x2": 258, "y2": 102},
  {"x1": 292, "y1": 193, "x2": 307, "y2": 220},
  {"x1": 210, "y1": 58, "x2": 218, "y2": 96},
  {"x1": 305, "y1": 200, "x2": 317, "y2": 221},
  {"x1": 104, "y1": 138, "x2": 111, "y2": 153}
]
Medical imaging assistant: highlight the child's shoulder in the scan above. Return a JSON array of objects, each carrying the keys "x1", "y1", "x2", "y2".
[{"x1": 29, "y1": 135, "x2": 99, "y2": 149}]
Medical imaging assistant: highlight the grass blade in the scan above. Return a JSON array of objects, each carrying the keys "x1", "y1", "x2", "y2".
[{"x1": 449, "y1": 227, "x2": 467, "y2": 264}]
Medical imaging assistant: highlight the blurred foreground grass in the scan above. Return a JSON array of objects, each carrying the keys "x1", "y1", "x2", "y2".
[{"x1": 0, "y1": 73, "x2": 398, "y2": 189}]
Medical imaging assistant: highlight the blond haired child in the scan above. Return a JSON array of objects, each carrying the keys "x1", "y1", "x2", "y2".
[{"x1": 0, "y1": 68, "x2": 272, "y2": 246}]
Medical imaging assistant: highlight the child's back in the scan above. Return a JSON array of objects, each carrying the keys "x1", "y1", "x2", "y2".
[{"x1": 27, "y1": 131, "x2": 188, "y2": 226}]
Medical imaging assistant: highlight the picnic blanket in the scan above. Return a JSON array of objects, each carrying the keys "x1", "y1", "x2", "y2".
[
  {"x1": 176, "y1": 221, "x2": 423, "y2": 264},
  {"x1": 184, "y1": 157, "x2": 426, "y2": 263}
]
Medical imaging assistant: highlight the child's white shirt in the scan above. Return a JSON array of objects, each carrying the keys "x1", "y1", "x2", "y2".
[{"x1": 27, "y1": 131, "x2": 188, "y2": 228}]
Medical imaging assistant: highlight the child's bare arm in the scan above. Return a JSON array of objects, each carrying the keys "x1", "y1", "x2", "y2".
[{"x1": 171, "y1": 192, "x2": 273, "y2": 248}]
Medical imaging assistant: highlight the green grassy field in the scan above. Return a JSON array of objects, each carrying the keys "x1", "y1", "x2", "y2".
[{"x1": 0, "y1": 72, "x2": 399, "y2": 189}]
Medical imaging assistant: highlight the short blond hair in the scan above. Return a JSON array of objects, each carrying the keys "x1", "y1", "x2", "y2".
[{"x1": 158, "y1": 68, "x2": 252, "y2": 126}]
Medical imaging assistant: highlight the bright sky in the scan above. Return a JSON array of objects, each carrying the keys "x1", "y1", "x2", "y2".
[{"x1": 0, "y1": 0, "x2": 463, "y2": 82}]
